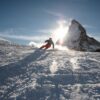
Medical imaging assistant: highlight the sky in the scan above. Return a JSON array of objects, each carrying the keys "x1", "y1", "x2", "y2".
[{"x1": 0, "y1": 0, "x2": 100, "y2": 45}]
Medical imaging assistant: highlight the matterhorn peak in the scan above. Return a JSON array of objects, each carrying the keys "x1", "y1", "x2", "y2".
[
  {"x1": 61, "y1": 19, "x2": 100, "y2": 51},
  {"x1": 71, "y1": 19, "x2": 80, "y2": 24}
]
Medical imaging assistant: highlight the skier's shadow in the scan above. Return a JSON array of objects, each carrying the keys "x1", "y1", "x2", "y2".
[
  {"x1": 0, "y1": 49, "x2": 48, "y2": 82},
  {"x1": 18, "y1": 49, "x2": 47, "y2": 66},
  {"x1": 0, "y1": 49, "x2": 50, "y2": 99}
]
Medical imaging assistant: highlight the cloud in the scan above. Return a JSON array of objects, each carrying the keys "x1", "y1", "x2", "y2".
[
  {"x1": 83, "y1": 24, "x2": 95, "y2": 29},
  {"x1": 0, "y1": 28, "x2": 54, "y2": 43},
  {"x1": 36, "y1": 29, "x2": 54, "y2": 33},
  {"x1": 0, "y1": 28, "x2": 15, "y2": 35},
  {"x1": 0, "y1": 33, "x2": 49, "y2": 42},
  {"x1": 44, "y1": 9, "x2": 65, "y2": 18}
]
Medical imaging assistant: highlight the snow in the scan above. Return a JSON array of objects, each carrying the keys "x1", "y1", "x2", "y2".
[
  {"x1": 50, "y1": 60, "x2": 58, "y2": 74},
  {"x1": 0, "y1": 44, "x2": 100, "y2": 100},
  {"x1": 0, "y1": 37, "x2": 10, "y2": 42}
]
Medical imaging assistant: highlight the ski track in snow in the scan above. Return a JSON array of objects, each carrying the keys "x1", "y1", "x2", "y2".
[{"x1": 0, "y1": 47, "x2": 100, "y2": 100}]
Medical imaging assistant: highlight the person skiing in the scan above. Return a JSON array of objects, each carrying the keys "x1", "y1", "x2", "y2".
[{"x1": 40, "y1": 38, "x2": 54, "y2": 50}]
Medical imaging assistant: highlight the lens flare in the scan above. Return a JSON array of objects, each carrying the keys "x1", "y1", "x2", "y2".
[{"x1": 52, "y1": 20, "x2": 69, "y2": 45}]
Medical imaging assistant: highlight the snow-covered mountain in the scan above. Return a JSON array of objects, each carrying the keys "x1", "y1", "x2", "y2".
[
  {"x1": 0, "y1": 37, "x2": 11, "y2": 45},
  {"x1": 0, "y1": 43, "x2": 100, "y2": 100},
  {"x1": 59, "y1": 20, "x2": 100, "y2": 52}
]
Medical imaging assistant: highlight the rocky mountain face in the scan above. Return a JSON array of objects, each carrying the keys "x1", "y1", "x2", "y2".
[{"x1": 59, "y1": 20, "x2": 100, "y2": 51}]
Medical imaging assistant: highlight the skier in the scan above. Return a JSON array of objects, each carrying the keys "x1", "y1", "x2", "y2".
[{"x1": 40, "y1": 38, "x2": 54, "y2": 50}]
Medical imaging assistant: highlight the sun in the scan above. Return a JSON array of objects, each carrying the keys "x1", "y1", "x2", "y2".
[{"x1": 52, "y1": 20, "x2": 69, "y2": 44}]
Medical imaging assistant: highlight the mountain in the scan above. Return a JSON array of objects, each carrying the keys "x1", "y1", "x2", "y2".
[
  {"x1": 0, "y1": 37, "x2": 25, "y2": 47},
  {"x1": 59, "y1": 20, "x2": 100, "y2": 52},
  {"x1": 0, "y1": 37, "x2": 11, "y2": 45}
]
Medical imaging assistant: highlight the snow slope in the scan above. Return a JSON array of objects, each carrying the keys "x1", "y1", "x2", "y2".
[{"x1": 0, "y1": 45, "x2": 100, "y2": 100}]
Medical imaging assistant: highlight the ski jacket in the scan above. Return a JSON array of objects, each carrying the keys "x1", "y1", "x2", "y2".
[{"x1": 45, "y1": 39, "x2": 54, "y2": 49}]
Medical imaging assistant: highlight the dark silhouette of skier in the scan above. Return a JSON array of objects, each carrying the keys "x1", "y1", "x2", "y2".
[{"x1": 40, "y1": 38, "x2": 54, "y2": 50}]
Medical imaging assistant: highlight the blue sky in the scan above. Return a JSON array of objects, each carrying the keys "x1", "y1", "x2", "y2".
[{"x1": 0, "y1": 0, "x2": 100, "y2": 44}]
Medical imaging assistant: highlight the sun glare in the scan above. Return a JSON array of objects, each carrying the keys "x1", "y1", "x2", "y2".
[{"x1": 52, "y1": 20, "x2": 69, "y2": 44}]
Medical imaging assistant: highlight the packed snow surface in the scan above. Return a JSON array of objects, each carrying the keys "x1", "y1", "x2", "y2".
[{"x1": 0, "y1": 45, "x2": 100, "y2": 100}]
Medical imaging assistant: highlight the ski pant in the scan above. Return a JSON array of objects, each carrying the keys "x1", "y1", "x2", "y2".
[{"x1": 40, "y1": 44, "x2": 51, "y2": 49}]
